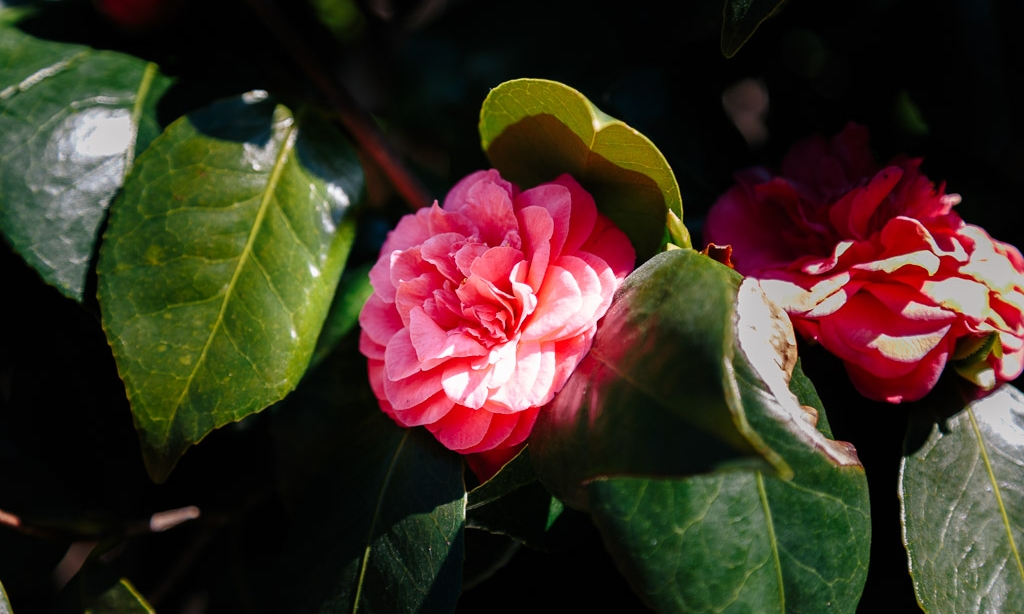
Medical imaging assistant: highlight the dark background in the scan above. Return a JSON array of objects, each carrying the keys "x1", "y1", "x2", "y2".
[{"x1": 4, "y1": 0, "x2": 1023, "y2": 611}]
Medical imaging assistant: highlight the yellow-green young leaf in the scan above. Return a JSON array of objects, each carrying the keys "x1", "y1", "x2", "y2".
[
  {"x1": 721, "y1": 0, "x2": 789, "y2": 58},
  {"x1": 0, "y1": 21, "x2": 171, "y2": 300},
  {"x1": 97, "y1": 94, "x2": 363, "y2": 482},
  {"x1": 900, "y1": 384, "x2": 1024, "y2": 612},
  {"x1": 479, "y1": 78, "x2": 686, "y2": 260}
]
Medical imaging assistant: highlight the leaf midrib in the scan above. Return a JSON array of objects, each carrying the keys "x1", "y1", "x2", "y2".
[
  {"x1": 353, "y1": 430, "x2": 411, "y2": 613},
  {"x1": 163, "y1": 118, "x2": 298, "y2": 443},
  {"x1": 968, "y1": 406, "x2": 1024, "y2": 582},
  {"x1": 756, "y1": 471, "x2": 786, "y2": 611}
]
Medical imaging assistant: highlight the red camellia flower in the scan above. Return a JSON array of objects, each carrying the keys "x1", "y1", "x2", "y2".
[
  {"x1": 705, "y1": 124, "x2": 1024, "y2": 403},
  {"x1": 359, "y1": 169, "x2": 635, "y2": 474}
]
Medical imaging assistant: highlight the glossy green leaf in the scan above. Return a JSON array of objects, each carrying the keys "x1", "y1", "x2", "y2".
[
  {"x1": 0, "y1": 22, "x2": 171, "y2": 300},
  {"x1": 899, "y1": 384, "x2": 1024, "y2": 612},
  {"x1": 721, "y1": 0, "x2": 788, "y2": 58},
  {"x1": 466, "y1": 447, "x2": 580, "y2": 550},
  {"x1": 310, "y1": 261, "x2": 373, "y2": 368},
  {"x1": 86, "y1": 579, "x2": 153, "y2": 614},
  {"x1": 529, "y1": 249, "x2": 860, "y2": 509},
  {"x1": 276, "y1": 357, "x2": 465, "y2": 613},
  {"x1": 587, "y1": 361, "x2": 870, "y2": 613},
  {"x1": 97, "y1": 94, "x2": 363, "y2": 482},
  {"x1": 479, "y1": 78, "x2": 686, "y2": 260},
  {"x1": 0, "y1": 580, "x2": 10, "y2": 614}
]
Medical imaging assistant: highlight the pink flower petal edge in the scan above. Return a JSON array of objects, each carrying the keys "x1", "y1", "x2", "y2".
[
  {"x1": 705, "y1": 123, "x2": 1024, "y2": 402},
  {"x1": 359, "y1": 169, "x2": 635, "y2": 476}
]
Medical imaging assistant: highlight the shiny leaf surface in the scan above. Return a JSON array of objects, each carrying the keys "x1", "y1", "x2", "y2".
[
  {"x1": 721, "y1": 0, "x2": 789, "y2": 58},
  {"x1": 479, "y1": 78, "x2": 686, "y2": 260},
  {"x1": 87, "y1": 579, "x2": 153, "y2": 614},
  {"x1": 277, "y1": 358, "x2": 465, "y2": 613},
  {"x1": 529, "y1": 249, "x2": 860, "y2": 509},
  {"x1": 0, "y1": 22, "x2": 171, "y2": 300},
  {"x1": 900, "y1": 384, "x2": 1024, "y2": 612},
  {"x1": 97, "y1": 94, "x2": 363, "y2": 482},
  {"x1": 0, "y1": 580, "x2": 10, "y2": 614},
  {"x1": 587, "y1": 362, "x2": 870, "y2": 613}
]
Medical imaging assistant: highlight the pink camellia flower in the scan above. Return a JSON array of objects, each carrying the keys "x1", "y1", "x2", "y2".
[
  {"x1": 705, "y1": 123, "x2": 1024, "y2": 403},
  {"x1": 359, "y1": 169, "x2": 635, "y2": 474}
]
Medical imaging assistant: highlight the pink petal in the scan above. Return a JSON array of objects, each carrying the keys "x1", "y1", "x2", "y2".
[
  {"x1": 516, "y1": 184, "x2": 570, "y2": 259},
  {"x1": 358, "y1": 293, "x2": 403, "y2": 347},
  {"x1": 443, "y1": 169, "x2": 518, "y2": 212},
  {"x1": 521, "y1": 264, "x2": 582, "y2": 340},
  {"x1": 427, "y1": 404, "x2": 493, "y2": 451},
  {"x1": 442, "y1": 359, "x2": 492, "y2": 409},
  {"x1": 384, "y1": 329, "x2": 422, "y2": 381},
  {"x1": 516, "y1": 205, "x2": 555, "y2": 291},
  {"x1": 578, "y1": 214, "x2": 636, "y2": 282},
  {"x1": 409, "y1": 307, "x2": 486, "y2": 363},
  {"x1": 391, "y1": 390, "x2": 455, "y2": 427},
  {"x1": 549, "y1": 174, "x2": 598, "y2": 256},
  {"x1": 383, "y1": 367, "x2": 444, "y2": 410}
]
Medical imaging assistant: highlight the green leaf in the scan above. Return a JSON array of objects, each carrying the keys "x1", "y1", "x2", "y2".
[
  {"x1": 86, "y1": 579, "x2": 153, "y2": 614},
  {"x1": 721, "y1": 0, "x2": 788, "y2": 58},
  {"x1": 96, "y1": 93, "x2": 363, "y2": 482},
  {"x1": 529, "y1": 249, "x2": 860, "y2": 509},
  {"x1": 899, "y1": 384, "x2": 1024, "y2": 612},
  {"x1": 587, "y1": 361, "x2": 870, "y2": 613},
  {"x1": 0, "y1": 23, "x2": 171, "y2": 300},
  {"x1": 479, "y1": 78, "x2": 686, "y2": 260},
  {"x1": 310, "y1": 261, "x2": 373, "y2": 368},
  {"x1": 0, "y1": 580, "x2": 11, "y2": 614},
  {"x1": 466, "y1": 447, "x2": 581, "y2": 550},
  {"x1": 276, "y1": 358, "x2": 465, "y2": 613}
]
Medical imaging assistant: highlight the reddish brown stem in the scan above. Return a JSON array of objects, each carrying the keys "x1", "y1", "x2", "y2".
[{"x1": 243, "y1": 0, "x2": 434, "y2": 210}]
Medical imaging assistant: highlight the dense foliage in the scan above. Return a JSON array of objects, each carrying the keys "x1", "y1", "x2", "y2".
[{"x1": 3, "y1": 0, "x2": 1024, "y2": 612}]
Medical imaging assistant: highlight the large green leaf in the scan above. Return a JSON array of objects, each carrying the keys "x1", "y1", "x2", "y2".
[
  {"x1": 587, "y1": 362, "x2": 870, "y2": 613},
  {"x1": 529, "y1": 249, "x2": 860, "y2": 509},
  {"x1": 479, "y1": 78, "x2": 686, "y2": 260},
  {"x1": 0, "y1": 21, "x2": 171, "y2": 300},
  {"x1": 721, "y1": 0, "x2": 789, "y2": 58},
  {"x1": 97, "y1": 93, "x2": 363, "y2": 482},
  {"x1": 899, "y1": 384, "x2": 1024, "y2": 612},
  {"x1": 276, "y1": 357, "x2": 465, "y2": 613}
]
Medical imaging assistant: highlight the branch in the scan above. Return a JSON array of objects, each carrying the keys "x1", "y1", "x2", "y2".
[{"x1": 242, "y1": 0, "x2": 434, "y2": 210}]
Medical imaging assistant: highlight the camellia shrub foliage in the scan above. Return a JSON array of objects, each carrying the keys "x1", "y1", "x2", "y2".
[{"x1": 3, "y1": 0, "x2": 1024, "y2": 612}]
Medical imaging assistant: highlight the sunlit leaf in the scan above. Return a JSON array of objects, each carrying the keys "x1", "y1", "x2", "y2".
[
  {"x1": 276, "y1": 357, "x2": 465, "y2": 613},
  {"x1": 529, "y1": 249, "x2": 860, "y2": 508},
  {"x1": 86, "y1": 579, "x2": 153, "y2": 614},
  {"x1": 479, "y1": 78, "x2": 686, "y2": 259},
  {"x1": 721, "y1": 0, "x2": 788, "y2": 58},
  {"x1": 0, "y1": 580, "x2": 11, "y2": 614},
  {"x1": 0, "y1": 22, "x2": 171, "y2": 300},
  {"x1": 900, "y1": 384, "x2": 1024, "y2": 612},
  {"x1": 587, "y1": 361, "x2": 870, "y2": 613},
  {"x1": 97, "y1": 93, "x2": 363, "y2": 482}
]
